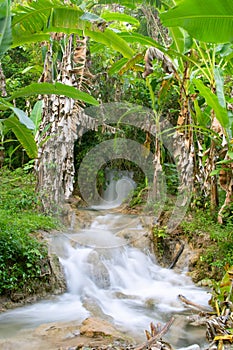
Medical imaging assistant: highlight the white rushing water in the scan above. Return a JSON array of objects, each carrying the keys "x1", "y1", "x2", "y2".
[
  {"x1": 92, "y1": 169, "x2": 136, "y2": 209},
  {"x1": 0, "y1": 211, "x2": 210, "y2": 347}
]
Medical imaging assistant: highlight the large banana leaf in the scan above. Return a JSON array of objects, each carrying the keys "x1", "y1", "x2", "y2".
[
  {"x1": 85, "y1": 28, "x2": 134, "y2": 58},
  {"x1": 101, "y1": 11, "x2": 139, "y2": 26},
  {"x1": 0, "y1": 99, "x2": 35, "y2": 129},
  {"x1": 96, "y1": 0, "x2": 162, "y2": 9},
  {"x1": 4, "y1": 116, "x2": 38, "y2": 158},
  {"x1": 193, "y1": 79, "x2": 229, "y2": 128},
  {"x1": 12, "y1": 0, "x2": 134, "y2": 59},
  {"x1": 30, "y1": 101, "x2": 43, "y2": 133},
  {"x1": 95, "y1": 0, "x2": 139, "y2": 9},
  {"x1": 11, "y1": 107, "x2": 35, "y2": 130},
  {"x1": 12, "y1": 0, "x2": 86, "y2": 46},
  {"x1": 0, "y1": 0, "x2": 12, "y2": 58},
  {"x1": 160, "y1": 0, "x2": 233, "y2": 43},
  {"x1": 119, "y1": 32, "x2": 164, "y2": 50},
  {"x1": 8, "y1": 82, "x2": 99, "y2": 106}
]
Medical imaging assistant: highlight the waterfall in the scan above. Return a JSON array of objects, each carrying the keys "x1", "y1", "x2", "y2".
[
  {"x1": 0, "y1": 211, "x2": 209, "y2": 348},
  {"x1": 94, "y1": 169, "x2": 136, "y2": 209}
]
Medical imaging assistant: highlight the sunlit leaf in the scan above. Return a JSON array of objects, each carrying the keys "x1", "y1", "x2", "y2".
[
  {"x1": 3, "y1": 116, "x2": 37, "y2": 158},
  {"x1": 108, "y1": 58, "x2": 128, "y2": 75},
  {"x1": 12, "y1": 0, "x2": 86, "y2": 46},
  {"x1": 85, "y1": 28, "x2": 134, "y2": 58},
  {"x1": 119, "y1": 32, "x2": 164, "y2": 50},
  {"x1": 210, "y1": 169, "x2": 220, "y2": 176},
  {"x1": 11, "y1": 107, "x2": 35, "y2": 130},
  {"x1": 30, "y1": 101, "x2": 43, "y2": 132},
  {"x1": 214, "y1": 334, "x2": 233, "y2": 341},
  {"x1": 119, "y1": 53, "x2": 144, "y2": 75},
  {"x1": 80, "y1": 12, "x2": 103, "y2": 22},
  {"x1": 193, "y1": 79, "x2": 229, "y2": 128},
  {"x1": 8, "y1": 82, "x2": 99, "y2": 106},
  {"x1": 214, "y1": 67, "x2": 226, "y2": 108},
  {"x1": 161, "y1": 0, "x2": 233, "y2": 43},
  {"x1": 101, "y1": 11, "x2": 140, "y2": 26},
  {"x1": 0, "y1": 0, "x2": 12, "y2": 58},
  {"x1": 95, "y1": 0, "x2": 138, "y2": 9},
  {"x1": 227, "y1": 151, "x2": 233, "y2": 159}
]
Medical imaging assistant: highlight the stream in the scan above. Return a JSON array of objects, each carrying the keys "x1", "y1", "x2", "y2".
[{"x1": 0, "y1": 208, "x2": 210, "y2": 348}]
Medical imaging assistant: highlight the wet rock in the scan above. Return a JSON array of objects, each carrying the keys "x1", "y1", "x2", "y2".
[
  {"x1": 71, "y1": 209, "x2": 95, "y2": 230},
  {"x1": 116, "y1": 228, "x2": 152, "y2": 252},
  {"x1": 86, "y1": 251, "x2": 111, "y2": 289},
  {"x1": 8, "y1": 292, "x2": 25, "y2": 302},
  {"x1": 113, "y1": 291, "x2": 138, "y2": 300},
  {"x1": 82, "y1": 297, "x2": 113, "y2": 322},
  {"x1": 79, "y1": 317, "x2": 127, "y2": 340},
  {"x1": 48, "y1": 253, "x2": 67, "y2": 293},
  {"x1": 178, "y1": 345, "x2": 200, "y2": 350}
]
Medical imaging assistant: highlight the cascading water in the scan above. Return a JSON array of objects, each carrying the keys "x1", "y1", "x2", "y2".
[
  {"x1": 0, "y1": 172, "x2": 210, "y2": 348},
  {"x1": 93, "y1": 169, "x2": 136, "y2": 209},
  {"x1": 0, "y1": 211, "x2": 209, "y2": 348}
]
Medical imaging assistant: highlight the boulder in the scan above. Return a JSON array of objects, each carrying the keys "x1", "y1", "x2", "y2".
[{"x1": 80, "y1": 317, "x2": 126, "y2": 340}]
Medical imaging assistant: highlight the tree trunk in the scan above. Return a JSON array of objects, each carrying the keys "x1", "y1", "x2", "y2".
[
  {"x1": 35, "y1": 34, "x2": 92, "y2": 213},
  {"x1": 0, "y1": 62, "x2": 7, "y2": 167},
  {"x1": 218, "y1": 161, "x2": 233, "y2": 224},
  {"x1": 0, "y1": 62, "x2": 7, "y2": 97},
  {"x1": 167, "y1": 62, "x2": 194, "y2": 231}
]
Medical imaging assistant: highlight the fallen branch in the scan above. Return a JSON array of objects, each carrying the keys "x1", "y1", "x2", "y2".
[
  {"x1": 178, "y1": 294, "x2": 211, "y2": 312},
  {"x1": 134, "y1": 317, "x2": 174, "y2": 350},
  {"x1": 169, "y1": 241, "x2": 184, "y2": 269}
]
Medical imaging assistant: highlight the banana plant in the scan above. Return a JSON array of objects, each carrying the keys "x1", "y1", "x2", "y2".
[
  {"x1": 160, "y1": 0, "x2": 233, "y2": 44},
  {"x1": 11, "y1": 0, "x2": 135, "y2": 58},
  {"x1": 160, "y1": 0, "x2": 233, "y2": 220},
  {"x1": 0, "y1": 0, "x2": 102, "y2": 159},
  {"x1": 96, "y1": 0, "x2": 233, "y2": 220},
  {"x1": 0, "y1": 0, "x2": 142, "y2": 161},
  {"x1": 9, "y1": 0, "x2": 141, "y2": 211},
  {"x1": 0, "y1": 0, "x2": 12, "y2": 58}
]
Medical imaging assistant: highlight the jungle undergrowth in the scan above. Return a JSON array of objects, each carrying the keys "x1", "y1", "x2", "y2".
[
  {"x1": 181, "y1": 208, "x2": 233, "y2": 279},
  {"x1": 0, "y1": 166, "x2": 60, "y2": 297}
]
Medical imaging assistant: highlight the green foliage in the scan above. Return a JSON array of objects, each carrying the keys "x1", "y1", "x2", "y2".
[
  {"x1": 209, "y1": 266, "x2": 233, "y2": 313},
  {"x1": 128, "y1": 183, "x2": 148, "y2": 207},
  {"x1": 101, "y1": 11, "x2": 140, "y2": 27},
  {"x1": 160, "y1": 0, "x2": 233, "y2": 43},
  {"x1": 152, "y1": 225, "x2": 168, "y2": 239},
  {"x1": 2, "y1": 47, "x2": 42, "y2": 98},
  {"x1": 3, "y1": 116, "x2": 37, "y2": 158},
  {"x1": 163, "y1": 163, "x2": 178, "y2": 195},
  {"x1": 181, "y1": 210, "x2": 233, "y2": 273},
  {"x1": 11, "y1": 0, "x2": 81, "y2": 46},
  {"x1": 0, "y1": 215, "x2": 47, "y2": 295},
  {"x1": 11, "y1": 0, "x2": 136, "y2": 60},
  {"x1": 0, "y1": 167, "x2": 59, "y2": 296},
  {"x1": 0, "y1": 0, "x2": 12, "y2": 58},
  {"x1": 8, "y1": 82, "x2": 99, "y2": 106},
  {"x1": 193, "y1": 79, "x2": 229, "y2": 129},
  {"x1": 0, "y1": 46, "x2": 42, "y2": 164},
  {"x1": 30, "y1": 100, "x2": 43, "y2": 135}
]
